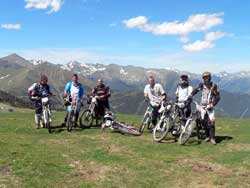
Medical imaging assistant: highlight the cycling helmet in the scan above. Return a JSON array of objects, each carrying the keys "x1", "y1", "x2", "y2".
[
  {"x1": 104, "y1": 111, "x2": 116, "y2": 121},
  {"x1": 202, "y1": 71, "x2": 211, "y2": 78}
]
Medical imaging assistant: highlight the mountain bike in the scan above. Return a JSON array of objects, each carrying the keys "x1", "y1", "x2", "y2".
[
  {"x1": 80, "y1": 96, "x2": 99, "y2": 128},
  {"x1": 179, "y1": 101, "x2": 207, "y2": 145},
  {"x1": 139, "y1": 97, "x2": 162, "y2": 134},
  {"x1": 101, "y1": 112, "x2": 140, "y2": 136},
  {"x1": 31, "y1": 96, "x2": 53, "y2": 133},
  {"x1": 152, "y1": 101, "x2": 184, "y2": 142},
  {"x1": 66, "y1": 96, "x2": 82, "y2": 132}
]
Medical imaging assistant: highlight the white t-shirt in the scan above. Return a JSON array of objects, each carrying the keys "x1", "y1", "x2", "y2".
[
  {"x1": 70, "y1": 84, "x2": 80, "y2": 99},
  {"x1": 176, "y1": 85, "x2": 193, "y2": 102},
  {"x1": 144, "y1": 83, "x2": 165, "y2": 102}
]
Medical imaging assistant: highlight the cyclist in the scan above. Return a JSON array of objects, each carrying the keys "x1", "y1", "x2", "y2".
[
  {"x1": 63, "y1": 73, "x2": 84, "y2": 126},
  {"x1": 175, "y1": 75, "x2": 193, "y2": 127},
  {"x1": 144, "y1": 76, "x2": 166, "y2": 128},
  {"x1": 92, "y1": 79, "x2": 111, "y2": 118},
  {"x1": 191, "y1": 72, "x2": 220, "y2": 145},
  {"x1": 28, "y1": 75, "x2": 52, "y2": 129}
]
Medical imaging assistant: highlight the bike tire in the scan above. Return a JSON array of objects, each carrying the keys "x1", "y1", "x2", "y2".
[
  {"x1": 179, "y1": 119, "x2": 196, "y2": 145},
  {"x1": 67, "y1": 111, "x2": 74, "y2": 132},
  {"x1": 196, "y1": 121, "x2": 207, "y2": 140},
  {"x1": 152, "y1": 118, "x2": 170, "y2": 142},
  {"x1": 45, "y1": 110, "x2": 52, "y2": 133},
  {"x1": 139, "y1": 114, "x2": 149, "y2": 134},
  {"x1": 79, "y1": 109, "x2": 93, "y2": 128}
]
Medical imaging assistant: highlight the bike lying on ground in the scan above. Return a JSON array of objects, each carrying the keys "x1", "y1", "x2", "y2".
[
  {"x1": 152, "y1": 101, "x2": 184, "y2": 142},
  {"x1": 102, "y1": 111, "x2": 140, "y2": 136},
  {"x1": 65, "y1": 96, "x2": 82, "y2": 132},
  {"x1": 80, "y1": 96, "x2": 99, "y2": 128},
  {"x1": 139, "y1": 97, "x2": 163, "y2": 134},
  {"x1": 31, "y1": 96, "x2": 52, "y2": 133},
  {"x1": 178, "y1": 101, "x2": 207, "y2": 145}
]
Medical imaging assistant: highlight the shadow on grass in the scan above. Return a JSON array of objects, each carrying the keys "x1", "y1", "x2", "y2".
[
  {"x1": 49, "y1": 124, "x2": 85, "y2": 134},
  {"x1": 215, "y1": 135, "x2": 233, "y2": 143}
]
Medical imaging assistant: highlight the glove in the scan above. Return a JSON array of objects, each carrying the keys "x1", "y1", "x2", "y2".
[{"x1": 63, "y1": 98, "x2": 71, "y2": 106}]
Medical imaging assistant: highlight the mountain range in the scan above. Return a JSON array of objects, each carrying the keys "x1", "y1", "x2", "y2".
[{"x1": 0, "y1": 53, "x2": 250, "y2": 118}]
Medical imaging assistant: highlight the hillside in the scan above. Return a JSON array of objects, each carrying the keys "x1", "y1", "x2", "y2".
[
  {"x1": 1, "y1": 53, "x2": 250, "y2": 118},
  {"x1": 0, "y1": 112, "x2": 249, "y2": 187}
]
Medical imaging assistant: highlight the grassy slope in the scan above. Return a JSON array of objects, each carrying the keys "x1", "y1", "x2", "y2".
[{"x1": 0, "y1": 112, "x2": 250, "y2": 188}]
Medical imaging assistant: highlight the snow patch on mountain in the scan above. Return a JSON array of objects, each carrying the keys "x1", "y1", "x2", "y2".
[
  {"x1": 120, "y1": 68, "x2": 128, "y2": 75},
  {"x1": 30, "y1": 60, "x2": 45, "y2": 65}
]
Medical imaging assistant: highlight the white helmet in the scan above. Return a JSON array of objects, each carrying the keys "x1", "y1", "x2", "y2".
[{"x1": 104, "y1": 111, "x2": 116, "y2": 121}]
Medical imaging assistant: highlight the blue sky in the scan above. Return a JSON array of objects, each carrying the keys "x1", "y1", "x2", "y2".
[{"x1": 0, "y1": 0, "x2": 249, "y2": 73}]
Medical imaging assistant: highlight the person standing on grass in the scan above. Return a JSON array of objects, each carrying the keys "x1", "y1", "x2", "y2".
[
  {"x1": 144, "y1": 76, "x2": 166, "y2": 128},
  {"x1": 92, "y1": 79, "x2": 111, "y2": 120},
  {"x1": 191, "y1": 72, "x2": 220, "y2": 145},
  {"x1": 28, "y1": 75, "x2": 52, "y2": 129},
  {"x1": 62, "y1": 73, "x2": 84, "y2": 127}
]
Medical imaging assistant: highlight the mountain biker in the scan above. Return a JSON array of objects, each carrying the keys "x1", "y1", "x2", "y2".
[
  {"x1": 191, "y1": 71, "x2": 220, "y2": 145},
  {"x1": 144, "y1": 76, "x2": 166, "y2": 127},
  {"x1": 63, "y1": 73, "x2": 84, "y2": 126},
  {"x1": 175, "y1": 74, "x2": 193, "y2": 129},
  {"x1": 92, "y1": 79, "x2": 111, "y2": 119},
  {"x1": 28, "y1": 75, "x2": 52, "y2": 129}
]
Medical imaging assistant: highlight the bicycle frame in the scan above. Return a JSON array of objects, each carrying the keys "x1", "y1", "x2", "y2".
[
  {"x1": 42, "y1": 97, "x2": 51, "y2": 125},
  {"x1": 89, "y1": 96, "x2": 97, "y2": 115}
]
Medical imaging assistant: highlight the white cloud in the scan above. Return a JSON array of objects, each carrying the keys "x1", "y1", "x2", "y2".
[
  {"x1": 183, "y1": 31, "x2": 227, "y2": 52},
  {"x1": 123, "y1": 16, "x2": 148, "y2": 28},
  {"x1": 183, "y1": 40, "x2": 214, "y2": 52},
  {"x1": 180, "y1": 36, "x2": 189, "y2": 43},
  {"x1": 25, "y1": 0, "x2": 64, "y2": 13},
  {"x1": 123, "y1": 13, "x2": 224, "y2": 35},
  {"x1": 123, "y1": 13, "x2": 227, "y2": 52},
  {"x1": 1, "y1": 24, "x2": 21, "y2": 30},
  {"x1": 205, "y1": 31, "x2": 226, "y2": 41}
]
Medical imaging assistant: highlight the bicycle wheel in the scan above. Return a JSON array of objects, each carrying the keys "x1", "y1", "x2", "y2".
[
  {"x1": 67, "y1": 111, "x2": 74, "y2": 132},
  {"x1": 139, "y1": 114, "x2": 149, "y2": 134},
  {"x1": 196, "y1": 121, "x2": 207, "y2": 140},
  {"x1": 179, "y1": 119, "x2": 196, "y2": 145},
  {"x1": 45, "y1": 110, "x2": 52, "y2": 133},
  {"x1": 79, "y1": 109, "x2": 93, "y2": 128},
  {"x1": 152, "y1": 118, "x2": 170, "y2": 142}
]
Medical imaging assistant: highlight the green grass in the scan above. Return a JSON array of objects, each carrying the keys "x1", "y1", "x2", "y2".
[{"x1": 0, "y1": 112, "x2": 250, "y2": 188}]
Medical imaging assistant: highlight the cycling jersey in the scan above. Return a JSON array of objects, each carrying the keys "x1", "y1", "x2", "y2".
[
  {"x1": 176, "y1": 85, "x2": 193, "y2": 103},
  {"x1": 64, "y1": 82, "x2": 84, "y2": 99},
  {"x1": 28, "y1": 83, "x2": 51, "y2": 98}
]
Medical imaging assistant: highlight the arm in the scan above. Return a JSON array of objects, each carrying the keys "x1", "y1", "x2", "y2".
[
  {"x1": 48, "y1": 85, "x2": 52, "y2": 96},
  {"x1": 79, "y1": 84, "x2": 84, "y2": 99},
  {"x1": 64, "y1": 82, "x2": 71, "y2": 97},
  {"x1": 103, "y1": 86, "x2": 111, "y2": 98},
  {"x1": 212, "y1": 84, "x2": 220, "y2": 106},
  {"x1": 144, "y1": 85, "x2": 149, "y2": 100},
  {"x1": 159, "y1": 84, "x2": 166, "y2": 100},
  {"x1": 92, "y1": 87, "x2": 96, "y2": 96},
  {"x1": 28, "y1": 83, "x2": 37, "y2": 96},
  {"x1": 191, "y1": 83, "x2": 202, "y2": 97}
]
